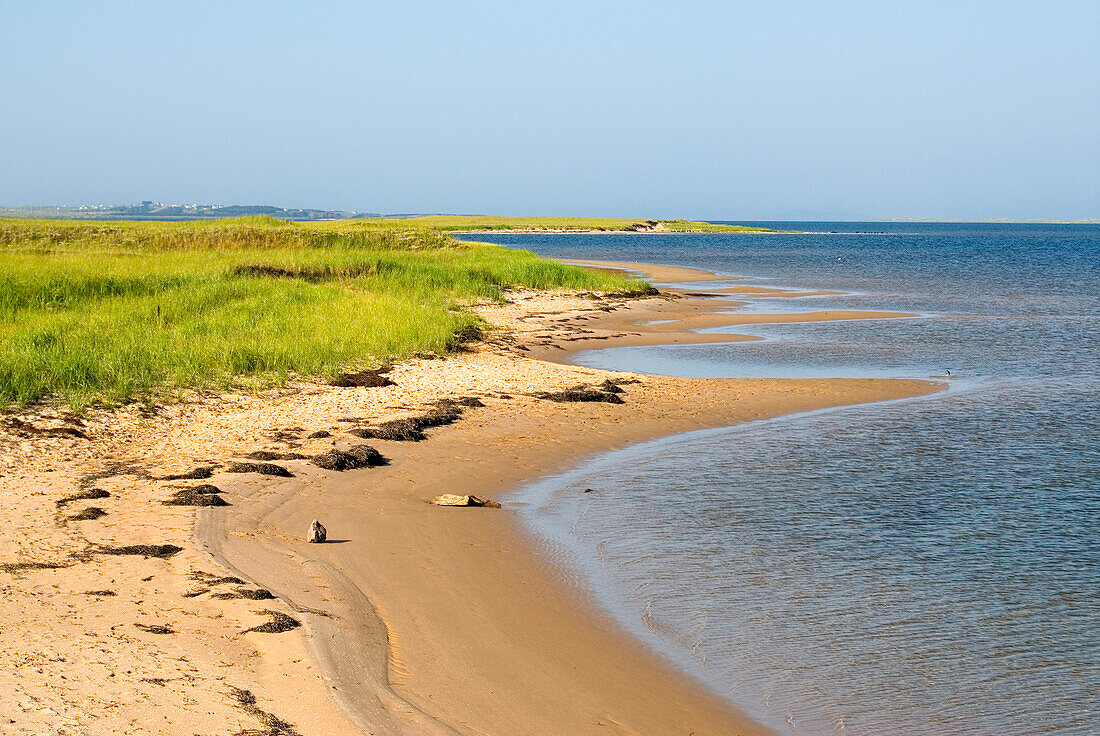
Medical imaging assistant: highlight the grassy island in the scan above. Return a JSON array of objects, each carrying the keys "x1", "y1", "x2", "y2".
[{"x1": 0, "y1": 216, "x2": 649, "y2": 409}]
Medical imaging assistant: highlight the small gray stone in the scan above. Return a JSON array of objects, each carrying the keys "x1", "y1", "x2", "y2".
[{"x1": 307, "y1": 519, "x2": 327, "y2": 543}]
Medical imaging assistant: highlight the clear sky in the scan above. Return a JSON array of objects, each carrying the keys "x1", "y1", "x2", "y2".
[{"x1": 2, "y1": 1, "x2": 1097, "y2": 220}]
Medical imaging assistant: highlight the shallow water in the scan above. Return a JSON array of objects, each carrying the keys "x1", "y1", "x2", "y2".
[{"x1": 459, "y1": 224, "x2": 1100, "y2": 735}]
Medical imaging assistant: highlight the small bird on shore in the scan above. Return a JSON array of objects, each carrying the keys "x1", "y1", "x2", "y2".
[{"x1": 945, "y1": 369, "x2": 951, "y2": 377}]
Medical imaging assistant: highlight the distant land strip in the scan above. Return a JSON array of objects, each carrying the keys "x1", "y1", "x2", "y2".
[
  {"x1": 0, "y1": 205, "x2": 773, "y2": 231},
  {"x1": 0, "y1": 204, "x2": 1092, "y2": 225}
]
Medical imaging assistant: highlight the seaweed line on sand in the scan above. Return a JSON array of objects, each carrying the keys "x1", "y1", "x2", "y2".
[{"x1": 229, "y1": 687, "x2": 301, "y2": 736}]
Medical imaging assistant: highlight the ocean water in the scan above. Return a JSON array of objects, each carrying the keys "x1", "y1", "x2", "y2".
[{"x1": 460, "y1": 224, "x2": 1100, "y2": 735}]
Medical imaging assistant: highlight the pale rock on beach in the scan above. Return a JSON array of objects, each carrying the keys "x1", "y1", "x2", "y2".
[{"x1": 307, "y1": 519, "x2": 327, "y2": 543}]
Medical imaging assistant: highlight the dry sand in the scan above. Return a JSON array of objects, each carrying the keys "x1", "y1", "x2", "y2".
[{"x1": 0, "y1": 262, "x2": 943, "y2": 735}]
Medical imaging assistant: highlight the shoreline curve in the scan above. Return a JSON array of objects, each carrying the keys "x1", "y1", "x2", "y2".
[
  {"x1": 196, "y1": 260, "x2": 941, "y2": 734},
  {"x1": 0, "y1": 258, "x2": 943, "y2": 735}
]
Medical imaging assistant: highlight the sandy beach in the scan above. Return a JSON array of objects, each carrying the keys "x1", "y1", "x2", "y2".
[{"x1": 0, "y1": 262, "x2": 942, "y2": 735}]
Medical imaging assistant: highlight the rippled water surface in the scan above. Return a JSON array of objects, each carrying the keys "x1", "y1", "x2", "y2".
[{"x1": 460, "y1": 224, "x2": 1099, "y2": 735}]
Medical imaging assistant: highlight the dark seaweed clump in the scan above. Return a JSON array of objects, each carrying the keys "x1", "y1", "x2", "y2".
[
  {"x1": 163, "y1": 485, "x2": 228, "y2": 507},
  {"x1": 0, "y1": 561, "x2": 67, "y2": 574},
  {"x1": 244, "y1": 450, "x2": 310, "y2": 461},
  {"x1": 354, "y1": 403, "x2": 463, "y2": 442},
  {"x1": 56, "y1": 488, "x2": 110, "y2": 507},
  {"x1": 535, "y1": 384, "x2": 625, "y2": 404},
  {"x1": 604, "y1": 285, "x2": 660, "y2": 297},
  {"x1": 246, "y1": 611, "x2": 301, "y2": 634},
  {"x1": 447, "y1": 323, "x2": 484, "y2": 350},
  {"x1": 134, "y1": 623, "x2": 174, "y2": 635},
  {"x1": 69, "y1": 506, "x2": 107, "y2": 521},
  {"x1": 77, "y1": 462, "x2": 150, "y2": 490},
  {"x1": 311, "y1": 445, "x2": 387, "y2": 471},
  {"x1": 190, "y1": 570, "x2": 245, "y2": 585},
  {"x1": 230, "y1": 687, "x2": 300, "y2": 736},
  {"x1": 99, "y1": 544, "x2": 183, "y2": 559},
  {"x1": 269, "y1": 427, "x2": 304, "y2": 444},
  {"x1": 329, "y1": 365, "x2": 394, "y2": 388},
  {"x1": 211, "y1": 587, "x2": 275, "y2": 601},
  {"x1": 159, "y1": 466, "x2": 214, "y2": 480},
  {"x1": 225, "y1": 461, "x2": 293, "y2": 478},
  {"x1": 3, "y1": 416, "x2": 86, "y2": 439}
]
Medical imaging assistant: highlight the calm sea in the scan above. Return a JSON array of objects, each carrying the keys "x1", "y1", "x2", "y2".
[{"x1": 458, "y1": 224, "x2": 1099, "y2": 736}]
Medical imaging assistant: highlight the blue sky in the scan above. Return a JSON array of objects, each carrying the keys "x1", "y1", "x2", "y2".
[{"x1": 2, "y1": 1, "x2": 1097, "y2": 219}]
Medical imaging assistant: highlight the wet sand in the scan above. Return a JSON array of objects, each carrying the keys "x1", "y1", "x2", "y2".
[
  {"x1": 522, "y1": 259, "x2": 915, "y2": 360},
  {"x1": 0, "y1": 263, "x2": 942, "y2": 735}
]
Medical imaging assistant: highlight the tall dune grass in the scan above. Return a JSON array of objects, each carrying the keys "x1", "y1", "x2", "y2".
[{"x1": 0, "y1": 218, "x2": 644, "y2": 409}]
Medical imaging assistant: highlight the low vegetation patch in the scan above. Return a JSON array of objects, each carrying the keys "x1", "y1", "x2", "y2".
[{"x1": 0, "y1": 217, "x2": 646, "y2": 410}]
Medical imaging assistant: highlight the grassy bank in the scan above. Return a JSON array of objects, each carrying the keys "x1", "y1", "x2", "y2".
[{"x1": 0, "y1": 217, "x2": 645, "y2": 410}]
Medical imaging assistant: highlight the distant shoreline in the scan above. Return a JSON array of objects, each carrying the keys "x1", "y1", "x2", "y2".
[
  {"x1": 453, "y1": 227, "x2": 780, "y2": 234},
  {"x1": 1, "y1": 204, "x2": 1094, "y2": 226}
]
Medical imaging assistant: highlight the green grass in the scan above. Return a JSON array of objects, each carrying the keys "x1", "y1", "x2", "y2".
[
  {"x1": 391, "y1": 215, "x2": 773, "y2": 232},
  {"x1": 0, "y1": 217, "x2": 645, "y2": 410}
]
